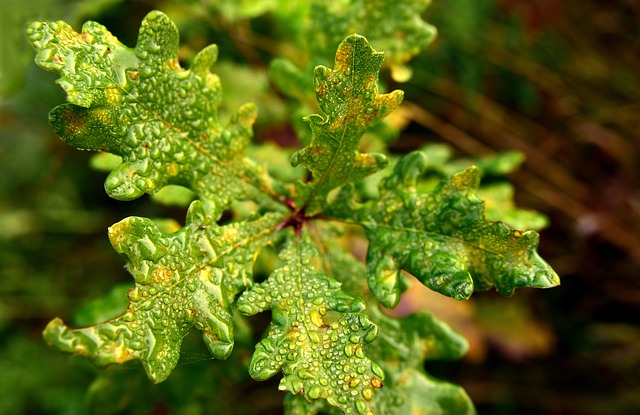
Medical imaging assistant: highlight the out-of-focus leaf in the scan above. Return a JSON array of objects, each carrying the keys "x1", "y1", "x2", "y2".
[
  {"x1": 417, "y1": 144, "x2": 548, "y2": 230},
  {"x1": 419, "y1": 144, "x2": 524, "y2": 178},
  {"x1": 247, "y1": 142, "x2": 307, "y2": 183},
  {"x1": 73, "y1": 282, "x2": 132, "y2": 327},
  {"x1": 0, "y1": 0, "x2": 123, "y2": 97},
  {"x1": 478, "y1": 183, "x2": 549, "y2": 231},
  {"x1": 150, "y1": 185, "x2": 196, "y2": 207},
  {"x1": 202, "y1": 0, "x2": 275, "y2": 21},
  {"x1": 215, "y1": 60, "x2": 287, "y2": 126},
  {"x1": 308, "y1": 0, "x2": 437, "y2": 80},
  {"x1": 89, "y1": 152, "x2": 122, "y2": 172}
]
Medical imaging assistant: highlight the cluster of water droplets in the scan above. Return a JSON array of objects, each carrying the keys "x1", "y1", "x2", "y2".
[
  {"x1": 362, "y1": 148, "x2": 560, "y2": 307},
  {"x1": 236, "y1": 235, "x2": 384, "y2": 414}
]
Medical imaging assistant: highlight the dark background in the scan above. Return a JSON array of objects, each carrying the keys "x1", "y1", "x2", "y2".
[{"x1": 1, "y1": 0, "x2": 639, "y2": 413}]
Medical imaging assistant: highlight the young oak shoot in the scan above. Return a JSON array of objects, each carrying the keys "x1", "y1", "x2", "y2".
[{"x1": 27, "y1": 9, "x2": 558, "y2": 415}]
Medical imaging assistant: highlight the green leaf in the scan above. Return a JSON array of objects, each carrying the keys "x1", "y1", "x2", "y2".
[
  {"x1": 150, "y1": 185, "x2": 196, "y2": 208},
  {"x1": 293, "y1": 238, "x2": 474, "y2": 415},
  {"x1": 26, "y1": 11, "x2": 282, "y2": 208},
  {"x1": 270, "y1": 57, "x2": 316, "y2": 105},
  {"x1": 73, "y1": 282, "x2": 132, "y2": 327},
  {"x1": 238, "y1": 230, "x2": 384, "y2": 415},
  {"x1": 417, "y1": 144, "x2": 525, "y2": 179},
  {"x1": 367, "y1": 307, "x2": 475, "y2": 414},
  {"x1": 292, "y1": 34, "x2": 403, "y2": 212},
  {"x1": 0, "y1": 0, "x2": 123, "y2": 97},
  {"x1": 269, "y1": 0, "x2": 437, "y2": 181},
  {"x1": 478, "y1": 183, "x2": 549, "y2": 231},
  {"x1": 43, "y1": 200, "x2": 282, "y2": 383},
  {"x1": 353, "y1": 151, "x2": 560, "y2": 307},
  {"x1": 205, "y1": 0, "x2": 276, "y2": 22}
]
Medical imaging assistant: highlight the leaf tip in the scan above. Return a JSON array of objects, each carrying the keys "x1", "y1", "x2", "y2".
[
  {"x1": 192, "y1": 43, "x2": 219, "y2": 72},
  {"x1": 25, "y1": 19, "x2": 46, "y2": 42},
  {"x1": 42, "y1": 317, "x2": 67, "y2": 347},
  {"x1": 137, "y1": 10, "x2": 179, "y2": 61}
]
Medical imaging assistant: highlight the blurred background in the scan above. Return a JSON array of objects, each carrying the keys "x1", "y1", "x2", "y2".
[{"x1": 1, "y1": 0, "x2": 639, "y2": 414}]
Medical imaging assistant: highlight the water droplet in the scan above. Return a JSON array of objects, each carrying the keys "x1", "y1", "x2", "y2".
[
  {"x1": 307, "y1": 385, "x2": 322, "y2": 400},
  {"x1": 370, "y1": 377, "x2": 382, "y2": 389},
  {"x1": 371, "y1": 362, "x2": 384, "y2": 379},
  {"x1": 344, "y1": 344, "x2": 354, "y2": 357},
  {"x1": 237, "y1": 304, "x2": 252, "y2": 314},
  {"x1": 140, "y1": 66, "x2": 153, "y2": 78},
  {"x1": 309, "y1": 332, "x2": 321, "y2": 344},
  {"x1": 356, "y1": 400, "x2": 368, "y2": 414},
  {"x1": 297, "y1": 368, "x2": 313, "y2": 379},
  {"x1": 129, "y1": 340, "x2": 144, "y2": 350},
  {"x1": 362, "y1": 387, "x2": 373, "y2": 401}
]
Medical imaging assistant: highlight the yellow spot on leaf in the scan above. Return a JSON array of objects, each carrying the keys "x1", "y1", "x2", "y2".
[
  {"x1": 309, "y1": 310, "x2": 323, "y2": 327},
  {"x1": 93, "y1": 108, "x2": 110, "y2": 124},
  {"x1": 169, "y1": 58, "x2": 181, "y2": 70},
  {"x1": 363, "y1": 75, "x2": 376, "y2": 91},
  {"x1": 328, "y1": 115, "x2": 346, "y2": 132},
  {"x1": 153, "y1": 267, "x2": 174, "y2": 284},
  {"x1": 166, "y1": 163, "x2": 179, "y2": 177},
  {"x1": 335, "y1": 44, "x2": 353, "y2": 73},
  {"x1": 105, "y1": 85, "x2": 121, "y2": 104},
  {"x1": 61, "y1": 107, "x2": 88, "y2": 136}
]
